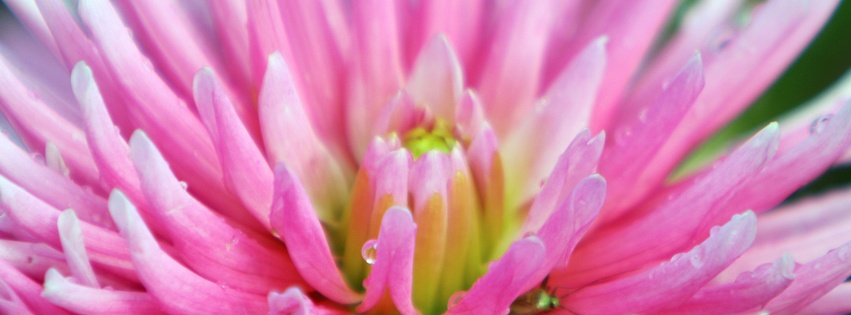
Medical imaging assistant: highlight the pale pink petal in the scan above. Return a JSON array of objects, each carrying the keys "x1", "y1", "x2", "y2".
[
  {"x1": 57, "y1": 210, "x2": 98, "y2": 288},
  {"x1": 475, "y1": 0, "x2": 552, "y2": 134},
  {"x1": 0, "y1": 260, "x2": 70, "y2": 315},
  {"x1": 268, "y1": 288, "x2": 351, "y2": 315},
  {"x1": 407, "y1": 35, "x2": 464, "y2": 121},
  {"x1": 79, "y1": 0, "x2": 257, "y2": 229},
  {"x1": 453, "y1": 90, "x2": 486, "y2": 143},
  {"x1": 566, "y1": 123, "x2": 778, "y2": 284},
  {"x1": 0, "y1": 177, "x2": 137, "y2": 281},
  {"x1": 0, "y1": 240, "x2": 67, "y2": 280},
  {"x1": 504, "y1": 37, "x2": 607, "y2": 201},
  {"x1": 42, "y1": 268, "x2": 163, "y2": 314},
  {"x1": 259, "y1": 53, "x2": 350, "y2": 223},
  {"x1": 658, "y1": 254, "x2": 794, "y2": 314},
  {"x1": 521, "y1": 130, "x2": 605, "y2": 234},
  {"x1": 600, "y1": 54, "x2": 705, "y2": 217},
  {"x1": 564, "y1": 211, "x2": 757, "y2": 314},
  {"x1": 277, "y1": 1, "x2": 349, "y2": 151},
  {"x1": 346, "y1": 0, "x2": 404, "y2": 154},
  {"x1": 403, "y1": 0, "x2": 482, "y2": 72},
  {"x1": 270, "y1": 164, "x2": 361, "y2": 304},
  {"x1": 208, "y1": 0, "x2": 251, "y2": 96},
  {"x1": 108, "y1": 190, "x2": 268, "y2": 313},
  {"x1": 246, "y1": 0, "x2": 291, "y2": 89},
  {"x1": 0, "y1": 53, "x2": 99, "y2": 186},
  {"x1": 129, "y1": 131, "x2": 303, "y2": 295},
  {"x1": 445, "y1": 236, "x2": 546, "y2": 315},
  {"x1": 798, "y1": 282, "x2": 851, "y2": 315},
  {"x1": 372, "y1": 90, "x2": 422, "y2": 137},
  {"x1": 3, "y1": 0, "x2": 60, "y2": 59},
  {"x1": 0, "y1": 133, "x2": 111, "y2": 229},
  {"x1": 357, "y1": 207, "x2": 419, "y2": 314},
  {"x1": 765, "y1": 242, "x2": 851, "y2": 314},
  {"x1": 194, "y1": 68, "x2": 273, "y2": 230}
]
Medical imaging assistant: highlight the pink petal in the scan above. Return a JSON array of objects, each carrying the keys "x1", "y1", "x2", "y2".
[
  {"x1": 474, "y1": 0, "x2": 552, "y2": 134},
  {"x1": 0, "y1": 240, "x2": 67, "y2": 281},
  {"x1": 564, "y1": 211, "x2": 757, "y2": 314},
  {"x1": 503, "y1": 37, "x2": 607, "y2": 202},
  {"x1": 108, "y1": 190, "x2": 268, "y2": 314},
  {"x1": 129, "y1": 131, "x2": 304, "y2": 295},
  {"x1": 246, "y1": 0, "x2": 291, "y2": 89},
  {"x1": 0, "y1": 53, "x2": 99, "y2": 186},
  {"x1": 372, "y1": 90, "x2": 421, "y2": 137},
  {"x1": 79, "y1": 0, "x2": 257, "y2": 229},
  {"x1": 270, "y1": 164, "x2": 361, "y2": 304},
  {"x1": 357, "y1": 207, "x2": 419, "y2": 314},
  {"x1": 523, "y1": 175, "x2": 605, "y2": 292},
  {"x1": 454, "y1": 90, "x2": 486, "y2": 143},
  {"x1": 521, "y1": 130, "x2": 605, "y2": 234},
  {"x1": 346, "y1": 0, "x2": 404, "y2": 153},
  {"x1": 3, "y1": 0, "x2": 60, "y2": 59},
  {"x1": 403, "y1": 0, "x2": 482, "y2": 72},
  {"x1": 658, "y1": 254, "x2": 794, "y2": 314},
  {"x1": 268, "y1": 288, "x2": 316, "y2": 315},
  {"x1": 567, "y1": 123, "x2": 778, "y2": 283},
  {"x1": 258, "y1": 52, "x2": 350, "y2": 223},
  {"x1": 0, "y1": 279, "x2": 34, "y2": 315},
  {"x1": 406, "y1": 35, "x2": 464, "y2": 121},
  {"x1": 57, "y1": 210, "x2": 99, "y2": 288},
  {"x1": 0, "y1": 133, "x2": 111, "y2": 230},
  {"x1": 798, "y1": 282, "x2": 851, "y2": 315},
  {"x1": 765, "y1": 242, "x2": 851, "y2": 314},
  {"x1": 600, "y1": 54, "x2": 705, "y2": 218},
  {"x1": 0, "y1": 177, "x2": 138, "y2": 281},
  {"x1": 445, "y1": 236, "x2": 546, "y2": 315},
  {"x1": 194, "y1": 68, "x2": 273, "y2": 230},
  {"x1": 0, "y1": 260, "x2": 70, "y2": 315},
  {"x1": 41, "y1": 268, "x2": 163, "y2": 314}
]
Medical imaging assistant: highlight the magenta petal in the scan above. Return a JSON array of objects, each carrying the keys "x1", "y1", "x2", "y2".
[
  {"x1": 270, "y1": 164, "x2": 361, "y2": 304},
  {"x1": 445, "y1": 236, "x2": 546, "y2": 315},
  {"x1": 108, "y1": 190, "x2": 267, "y2": 314},
  {"x1": 658, "y1": 254, "x2": 794, "y2": 314},
  {"x1": 565, "y1": 211, "x2": 757, "y2": 314},
  {"x1": 765, "y1": 242, "x2": 851, "y2": 314},
  {"x1": 357, "y1": 207, "x2": 419, "y2": 314},
  {"x1": 42, "y1": 268, "x2": 163, "y2": 315},
  {"x1": 194, "y1": 67, "x2": 273, "y2": 230}
]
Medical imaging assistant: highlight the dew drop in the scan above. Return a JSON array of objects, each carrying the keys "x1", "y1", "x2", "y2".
[
  {"x1": 689, "y1": 253, "x2": 704, "y2": 268},
  {"x1": 178, "y1": 181, "x2": 188, "y2": 190},
  {"x1": 809, "y1": 114, "x2": 833, "y2": 134},
  {"x1": 361, "y1": 239, "x2": 378, "y2": 265},
  {"x1": 448, "y1": 291, "x2": 466, "y2": 308},
  {"x1": 30, "y1": 153, "x2": 45, "y2": 165}
]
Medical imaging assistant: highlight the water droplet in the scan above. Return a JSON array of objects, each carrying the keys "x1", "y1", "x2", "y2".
[
  {"x1": 689, "y1": 253, "x2": 704, "y2": 268},
  {"x1": 809, "y1": 114, "x2": 833, "y2": 134},
  {"x1": 448, "y1": 291, "x2": 466, "y2": 308},
  {"x1": 30, "y1": 153, "x2": 45, "y2": 165},
  {"x1": 178, "y1": 181, "x2": 188, "y2": 190},
  {"x1": 638, "y1": 108, "x2": 649, "y2": 123},
  {"x1": 361, "y1": 239, "x2": 378, "y2": 265},
  {"x1": 271, "y1": 229, "x2": 281, "y2": 239}
]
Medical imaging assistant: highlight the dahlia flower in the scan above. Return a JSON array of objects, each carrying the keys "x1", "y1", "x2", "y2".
[{"x1": 1, "y1": 0, "x2": 850, "y2": 314}]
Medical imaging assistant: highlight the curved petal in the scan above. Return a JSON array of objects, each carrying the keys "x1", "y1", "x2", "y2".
[
  {"x1": 270, "y1": 164, "x2": 361, "y2": 304},
  {"x1": 41, "y1": 268, "x2": 163, "y2": 315},
  {"x1": 357, "y1": 207, "x2": 418, "y2": 314}
]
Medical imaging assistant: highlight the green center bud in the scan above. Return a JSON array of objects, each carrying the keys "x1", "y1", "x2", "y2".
[{"x1": 403, "y1": 119, "x2": 457, "y2": 158}]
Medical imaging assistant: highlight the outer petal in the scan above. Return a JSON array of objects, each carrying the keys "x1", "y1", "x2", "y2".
[
  {"x1": 270, "y1": 164, "x2": 361, "y2": 304},
  {"x1": 108, "y1": 191, "x2": 267, "y2": 314},
  {"x1": 657, "y1": 255, "x2": 794, "y2": 314},
  {"x1": 41, "y1": 268, "x2": 163, "y2": 314},
  {"x1": 445, "y1": 236, "x2": 546, "y2": 315},
  {"x1": 764, "y1": 242, "x2": 851, "y2": 314},
  {"x1": 406, "y1": 35, "x2": 464, "y2": 121},
  {"x1": 57, "y1": 210, "x2": 98, "y2": 287},
  {"x1": 129, "y1": 131, "x2": 303, "y2": 295},
  {"x1": 194, "y1": 68, "x2": 273, "y2": 230},
  {"x1": 564, "y1": 211, "x2": 757, "y2": 314},
  {"x1": 357, "y1": 207, "x2": 418, "y2": 314}
]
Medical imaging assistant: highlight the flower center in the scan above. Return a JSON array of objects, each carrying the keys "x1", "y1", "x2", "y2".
[{"x1": 402, "y1": 119, "x2": 457, "y2": 159}]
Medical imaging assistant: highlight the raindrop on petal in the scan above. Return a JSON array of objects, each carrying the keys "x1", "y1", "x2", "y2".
[
  {"x1": 30, "y1": 153, "x2": 44, "y2": 165},
  {"x1": 361, "y1": 239, "x2": 378, "y2": 265},
  {"x1": 178, "y1": 181, "x2": 188, "y2": 190},
  {"x1": 448, "y1": 291, "x2": 466, "y2": 308},
  {"x1": 809, "y1": 114, "x2": 833, "y2": 134}
]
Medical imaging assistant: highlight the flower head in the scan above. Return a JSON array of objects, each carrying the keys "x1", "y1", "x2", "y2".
[{"x1": 0, "y1": 0, "x2": 850, "y2": 314}]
